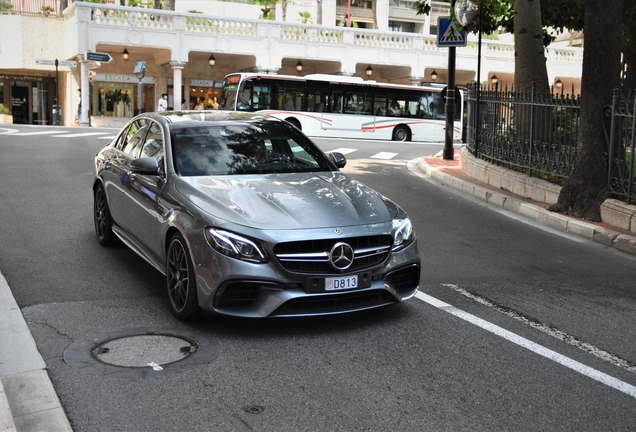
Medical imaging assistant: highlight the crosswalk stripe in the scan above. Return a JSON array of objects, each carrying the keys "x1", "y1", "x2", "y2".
[
  {"x1": 370, "y1": 152, "x2": 398, "y2": 160},
  {"x1": 330, "y1": 148, "x2": 358, "y2": 155},
  {"x1": 97, "y1": 136, "x2": 117, "y2": 140},
  {"x1": 53, "y1": 132, "x2": 110, "y2": 138},
  {"x1": 12, "y1": 130, "x2": 71, "y2": 136}
]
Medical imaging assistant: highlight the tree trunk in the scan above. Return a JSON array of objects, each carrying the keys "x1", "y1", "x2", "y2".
[
  {"x1": 549, "y1": 0, "x2": 624, "y2": 221},
  {"x1": 162, "y1": 0, "x2": 175, "y2": 11},
  {"x1": 153, "y1": 0, "x2": 161, "y2": 10},
  {"x1": 622, "y1": 4, "x2": 636, "y2": 97},
  {"x1": 514, "y1": 0, "x2": 549, "y2": 93},
  {"x1": 316, "y1": 0, "x2": 322, "y2": 25}
]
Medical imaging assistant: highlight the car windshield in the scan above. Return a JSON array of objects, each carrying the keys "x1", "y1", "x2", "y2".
[{"x1": 170, "y1": 121, "x2": 333, "y2": 176}]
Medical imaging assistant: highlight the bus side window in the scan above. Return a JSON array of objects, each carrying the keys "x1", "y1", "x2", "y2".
[
  {"x1": 374, "y1": 95, "x2": 387, "y2": 116},
  {"x1": 284, "y1": 96, "x2": 295, "y2": 110},
  {"x1": 330, "y1": 92, "x2": 344, "y2": 113}
]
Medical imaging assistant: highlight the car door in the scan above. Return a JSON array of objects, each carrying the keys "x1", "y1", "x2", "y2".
[
  {"x1": 103, "y1": 118, "x2": 151, "y2": 241},
  {"x1": 122, "y1": 120, "x2": 170, "y2": 261},
  {"x1": 101, "y1": 119, "x2": 148, "y2": 230}
]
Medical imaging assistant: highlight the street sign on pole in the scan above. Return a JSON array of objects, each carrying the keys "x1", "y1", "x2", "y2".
[
  {"x1": 58, "y1": 60, "x2": 78, "y2": 67},
  {"x1": 36, "y1": 59, "x2": 77, "y2": 67},
  {"x1": 85, "y1": 51, "x2": 113, "y2": 63},
  {"x1": 437, "y1": 17, "x2": 467, "y2": 47}
]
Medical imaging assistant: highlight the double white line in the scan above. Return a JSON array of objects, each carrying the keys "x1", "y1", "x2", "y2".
[{"x1": 415, "y1": 290, "x2": 636, "y2": 398}]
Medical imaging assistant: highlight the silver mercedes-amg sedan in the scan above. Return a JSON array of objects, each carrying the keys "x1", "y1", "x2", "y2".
[{"x1": 93, "y1": 111, "x2": 420, "y2": 320}]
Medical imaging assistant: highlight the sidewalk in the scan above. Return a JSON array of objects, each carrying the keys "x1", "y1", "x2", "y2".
[
  {"x1": 419, "y1": 147, "x2": 636, "y2": 257},
  {"x1": 0, "y1": 271, "x2": 72, "y2": 432},
  {"x1": 1, "y1": 146, "x2": 635, "y2": 432}
]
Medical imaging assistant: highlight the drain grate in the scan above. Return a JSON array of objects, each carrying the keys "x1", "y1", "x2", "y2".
[{"x1": 91, "y1": 334, "x2": 198, "y2": 368}]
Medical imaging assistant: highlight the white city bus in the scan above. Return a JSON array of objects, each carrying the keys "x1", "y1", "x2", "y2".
[{"x1": 220, "y1": 72, "x2": 463, "y2": 142}]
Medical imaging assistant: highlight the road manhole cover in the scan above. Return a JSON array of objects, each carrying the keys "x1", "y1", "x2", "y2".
[
  {"x1": 64, "y1": 327, "x2": 221, "y2": 379},
  {"x1": 91, "y1": 334, "x2": 198, "y2": 368}
]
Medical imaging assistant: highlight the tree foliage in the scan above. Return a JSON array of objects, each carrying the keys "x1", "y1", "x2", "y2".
[{"x1": 415, "y1": 0, "x2": 584, "y2": 46}]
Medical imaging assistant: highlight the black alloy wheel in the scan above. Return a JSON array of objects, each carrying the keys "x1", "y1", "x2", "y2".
[
  {"x1": 94, "y1": 184, "x2": 116, "y2": 246},
  {"x1": 166, "y1": 232, "x2": 200, "y2": 320}
]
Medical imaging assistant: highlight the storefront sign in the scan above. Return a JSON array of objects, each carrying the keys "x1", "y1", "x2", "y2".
[
  {"x1": 0, "y1": 74, "x2": 44, "y2": 81},
  {"x1": 94, "y1": 73, "x2": 155, "y2": 84},
  {"x1": 190, "y1": 79, "x2": 215, "y2": 87}
]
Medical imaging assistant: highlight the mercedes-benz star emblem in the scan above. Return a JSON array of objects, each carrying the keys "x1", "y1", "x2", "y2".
[{"x1": 329, "y1": 242, "x2": 355, "y2": 270}]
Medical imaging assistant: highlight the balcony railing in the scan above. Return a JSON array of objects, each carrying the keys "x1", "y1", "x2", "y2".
[{"x1": 4, "y1": 0, "x2": 60, "y2": 16}]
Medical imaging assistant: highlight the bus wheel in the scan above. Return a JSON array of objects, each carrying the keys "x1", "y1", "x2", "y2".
[
  {"x1": 286, "y1": 118, "x2": 302, "y2": 131},
  {"x1": 392, "y1": 125, "x2": 411, "y2": 141}
]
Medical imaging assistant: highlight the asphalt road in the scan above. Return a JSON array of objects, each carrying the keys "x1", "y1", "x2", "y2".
[{"x1": 1, "y1": 125, "x2": 636, "y2": 431}]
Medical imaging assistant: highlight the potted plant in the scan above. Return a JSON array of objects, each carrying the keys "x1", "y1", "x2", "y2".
[
  {"x1": 0, "y1": 104, "x2": 13, "y2": 124},
  {"x1": 40, "y1": 5, "x2": 54, "y2": 17},
  {"x1": 0, "y1": 1, "x2": 12, "y2": 14}
]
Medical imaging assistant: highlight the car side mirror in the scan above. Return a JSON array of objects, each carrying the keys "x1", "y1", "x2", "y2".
[
  {"x1": 131, "y1": 157, "x2": 160, "y2": 175},
  {"x1": 328, "y1": 152, "x2": 347, "y2": 169}
]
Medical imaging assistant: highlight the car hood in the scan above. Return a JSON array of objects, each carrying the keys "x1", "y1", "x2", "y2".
[{"x1": 175, "y1": 172, "x2": 396, "y2": 230}]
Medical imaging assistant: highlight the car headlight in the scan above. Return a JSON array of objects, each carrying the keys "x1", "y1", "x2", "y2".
[
  {"x1": 205, "y1": 228, "x2": 267, "y2": 263},
  {"x1": 392, "y1": 218, "x2": 415, "y2": 251}
]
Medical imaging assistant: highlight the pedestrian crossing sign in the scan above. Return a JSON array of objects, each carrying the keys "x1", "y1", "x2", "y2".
[{"x1": 437, "y1": 17, "x2": 467, "y2": 47}]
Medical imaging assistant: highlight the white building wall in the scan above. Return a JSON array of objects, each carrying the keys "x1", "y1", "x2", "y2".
[{"x1": 1, "y1": 2, "x2": 584, "y2": 126}]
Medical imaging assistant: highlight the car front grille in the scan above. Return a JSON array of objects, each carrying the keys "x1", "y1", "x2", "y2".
[
  {"x1": 271, "y1": 290, "x2": 397, "y2": 316},
  {"x1": 273, "y1": 235, "x2": 393, "y2": 274}
]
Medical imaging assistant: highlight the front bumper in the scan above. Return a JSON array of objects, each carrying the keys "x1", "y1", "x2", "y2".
[{"x1": 191, "y1": 238, "x2": 421, "y2": 318}]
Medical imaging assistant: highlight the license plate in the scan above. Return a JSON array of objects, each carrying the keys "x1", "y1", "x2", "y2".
[{"x1": 325, "y1": 275, "x2": 358, "y2": 291}]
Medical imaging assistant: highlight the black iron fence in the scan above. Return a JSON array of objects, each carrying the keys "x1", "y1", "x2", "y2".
[
  {"x1": 465, "y1": 82, "x2": 581, "y2": 185},
  {"x1": 605, "y1": 89, "x2": 636, "y2": 203},
  {"x1": 466, "y1": 82, "x2": 636, "y2": 204}
]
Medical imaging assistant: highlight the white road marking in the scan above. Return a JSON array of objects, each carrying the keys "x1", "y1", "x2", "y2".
[
  {"x1": 12, "y1": 130, "x2": 70, "y2": 136},
  {"x1": 370, "y1": 152, "x2": 398, "y2": 160},
  {"x1": 415, "y1": 291, "x2": 636, "y2": 399},
  {"x1": 443, "y1": 284, "x2": 636, "y2": 375},
  {"x1": 53, "y1": 132, "x2": 110, "y2": 138},
  {"x1": 97, "y1": 136, "x2": 117, "y2": 140},
  {"x1": 330, "y1": 148, "x2": 358, "y2": 155},
  {"x1": 0, "y1": 128, "x2": 20, "y2": 135}
]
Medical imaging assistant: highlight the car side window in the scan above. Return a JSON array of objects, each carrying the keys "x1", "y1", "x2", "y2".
[
  {"x1": 121, "y1": 119, "x2": 149, "y2": 158},
  {"x1": 113, "y1": 124, "x2": 133, "y2": 151},
  {"x1": 139, "y1": 121, "x2": 165, "y2": 170}
]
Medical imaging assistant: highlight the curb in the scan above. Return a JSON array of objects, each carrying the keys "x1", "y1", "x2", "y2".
[
  {"x1": 0, "y1": 271, "x2": 73, "y2": 432},
  {"x1": 416, "y1": 153, "x2": 636, "y2": 257}
]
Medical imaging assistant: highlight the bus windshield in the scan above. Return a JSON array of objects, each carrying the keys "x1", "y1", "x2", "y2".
[{"x1": 220, "y1": 74, "x2": 241, "y2": 110}]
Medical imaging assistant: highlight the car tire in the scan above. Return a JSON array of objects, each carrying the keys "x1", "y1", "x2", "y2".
[
  {"x1": 392, "y1": 125, "x2": 411, "y2": 141},
  {"x1": 94, "y1": 184, "x2": 116, "y2": 246},
  {"x1": 166, "y1": 232, "x2": 200, "y2": 320}
]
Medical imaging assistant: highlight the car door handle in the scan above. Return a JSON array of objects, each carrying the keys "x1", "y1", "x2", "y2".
[{"x1": 104, "y1": 159, "x2": 112, "y2": 168}]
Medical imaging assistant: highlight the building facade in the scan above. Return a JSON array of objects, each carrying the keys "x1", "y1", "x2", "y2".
[{"x1": 0, "y1": 0, "x2": 583, "y2": 127}]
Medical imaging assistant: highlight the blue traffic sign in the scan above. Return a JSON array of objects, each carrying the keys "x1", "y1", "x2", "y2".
[{"x1": 437, "y1": 17, "x2": 467, "y2": 47}]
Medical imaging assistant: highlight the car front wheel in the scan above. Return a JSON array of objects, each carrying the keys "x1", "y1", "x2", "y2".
[
  {"x1": 94, "y1": 184, "x2": 115, "y2": 246},
  {"x1": 166, "y1": 232, "x2": 200, "y2": 320}
]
